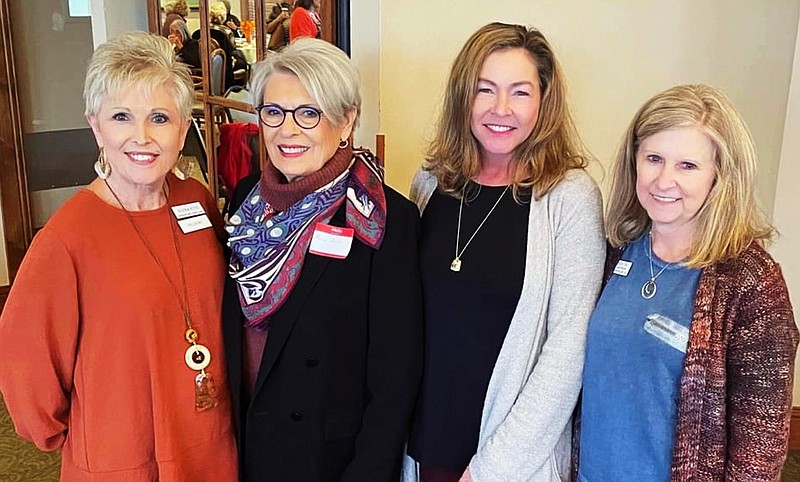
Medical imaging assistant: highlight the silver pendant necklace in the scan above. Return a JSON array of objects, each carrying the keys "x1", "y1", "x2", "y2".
[
  {"x1": 451, "y1": 184, "x2": 509, "y2": 272},
  {"x1": 642, "y1": 232, "x2": 671, "y2": 299}
]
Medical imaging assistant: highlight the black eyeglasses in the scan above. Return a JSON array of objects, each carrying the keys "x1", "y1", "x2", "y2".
[{"x1": 255, "y1": 103, "x2": 324, "y2": 129}]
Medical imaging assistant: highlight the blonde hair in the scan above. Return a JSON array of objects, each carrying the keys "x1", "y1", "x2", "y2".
[
  {"x1": 248, "y1": 38, "x2": 361, "y2": 128},
  {"x1": 425, "y1": 22, "x2": 591, "y2": 200},
  {"x1": 84, "y1": 31, "x2": 194, "y2": 120},
  {"x1": 606, "y1": 84, "x2": 775, "y2": 267},
  {"x1": 172, "y1": 0, "x2": 189, "y2": 17},
  {"x1": 209, "y1": 1, "x2": 227, "y2": 25}
]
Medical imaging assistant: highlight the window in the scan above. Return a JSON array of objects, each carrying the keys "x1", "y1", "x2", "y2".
[{"x1": 68, "y1": 0, "x2": 91, "y2": 17}]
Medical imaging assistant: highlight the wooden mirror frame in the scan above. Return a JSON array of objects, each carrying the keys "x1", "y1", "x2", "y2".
[{"x1": 147, "y1": 0, "x2": 351, "y2": 200}]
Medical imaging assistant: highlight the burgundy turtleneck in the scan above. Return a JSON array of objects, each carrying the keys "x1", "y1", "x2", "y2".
[{"x1": 259, "y1": 145, "x2": 353, "y2": 212}]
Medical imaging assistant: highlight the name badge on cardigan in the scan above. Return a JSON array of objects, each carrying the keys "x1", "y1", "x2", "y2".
[{"x1": 309, "y1": 223, "x2": 354, "y2": 259}]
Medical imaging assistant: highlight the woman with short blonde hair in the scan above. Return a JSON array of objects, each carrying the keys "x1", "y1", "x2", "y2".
[
  {"x1": 209, "y1": 1, "x2": 228, "y2": 26},
  {"x1": 0, "y1": 31, "x2": 238, "y2": 481}
]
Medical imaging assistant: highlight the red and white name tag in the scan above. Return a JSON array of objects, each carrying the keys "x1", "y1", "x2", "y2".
[{"x1": 309, "y1": 223, "x2": 354, "y2": 259}]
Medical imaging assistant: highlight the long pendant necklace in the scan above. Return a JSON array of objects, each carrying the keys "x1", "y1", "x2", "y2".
[
  {"x1": 450, "y1": 183, "x2": 509, "y2": 272},
  {"x1": 104, "y1": 179, "x2": 220, "y2": 412},
  {"x1": 641, "y1": 232, "x2": 672, "y2": 300}
]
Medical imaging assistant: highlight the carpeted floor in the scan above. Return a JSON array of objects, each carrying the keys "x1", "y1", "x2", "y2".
[
  {"x1": 1, "y1": 394, "x2": 800, "y2": 481},
  {"x1": 785, "y1": 450, "x2": 800, "y2": 481},
  {"x1": 0, "y1": 396, "x2": 60, "y2": 481}
]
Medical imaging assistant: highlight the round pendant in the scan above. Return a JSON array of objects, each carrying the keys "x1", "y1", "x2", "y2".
[
  {"x1": 185, "y1": 344, "x2": 211, "y2": 371},
  {"x1": 641, "y1": 279, "x2": 657, "y2": 299}
]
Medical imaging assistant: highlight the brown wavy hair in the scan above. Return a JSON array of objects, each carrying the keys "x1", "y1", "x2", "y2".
[
  {"x1": 606, "y1": 84, "x2": 775, "y2": 267},
  {"x1": 424, "y1": 22, "x2": 591, "y2": 200}
]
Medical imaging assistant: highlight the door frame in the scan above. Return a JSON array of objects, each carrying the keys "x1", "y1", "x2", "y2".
[{"x1": 0, "y1": 0, "x2": 33, "y2": 306}]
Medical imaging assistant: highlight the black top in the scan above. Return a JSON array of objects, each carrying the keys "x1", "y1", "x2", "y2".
[
  {"x1": 177, "y1": 39, "x2": 201, "y2": 69},
  {"x1": 408, "y1": 183, "x2": 530, "y2": 472}
]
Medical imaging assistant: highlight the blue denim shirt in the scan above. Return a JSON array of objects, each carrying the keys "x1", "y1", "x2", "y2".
[{"x1": 579, "y1": 235, "x2": 700, "y2": 482}]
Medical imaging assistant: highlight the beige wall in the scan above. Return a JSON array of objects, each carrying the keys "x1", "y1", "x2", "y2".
[
  {"x1": 91, "y1": 0, "x2": 148, "y2": 47},
  {"x1": 773, "y1": 13, "x2": 800, "y2": 403},
  {"x1": 378, "y1": 0, "x2": 800, "y2": 207},
  {"x1": 350, "y1": 0, "x2": 380, "y2": 153},
  {"x1": 353, "y1": 1, "x2": 800, "y2": 395}
]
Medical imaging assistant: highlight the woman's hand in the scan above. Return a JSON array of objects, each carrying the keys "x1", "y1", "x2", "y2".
[
  {"x1": 167, "y1": 34, "x2": 183, "y2": 50},
  {"x1": 459, "y1": 468, "x2": 474, "y2": 482}
]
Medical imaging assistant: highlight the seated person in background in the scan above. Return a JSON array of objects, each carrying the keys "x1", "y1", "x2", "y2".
[
  {"x1": 168, "y1": 19, "x2": 201, "y2": 70},
  {"x1": 161, "y1": 0, "x2": 189, "y2": 37},
  {"x1": 289, "y1": 0, "x2": 321, "y2": 41},
  {"x1": 266, "y1": 3, "x2": 291, "y2": 51},
  {"x1": 193, "y1": 1, "x2": 248, "y2": 89},
  {"x1": 222, "y1": 0, "x2": 243, "y2": 37}
]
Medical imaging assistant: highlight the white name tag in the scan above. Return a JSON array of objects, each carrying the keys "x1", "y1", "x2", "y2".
[
  {"x1": 309, "y1": 223, "x2": 354, "y2": 259},
  {"x1": 177, "y1": 214, "x2": 213, "y2": 234},
  {"x1": 171, "y1": 202, "x2": 206, "y2": 220},
  {"x1": 643, "y1": 312, "x2": 690, "y2": 353},
  {"x1": 613, "y1": 259, "x2": 633, "y2": 276}
]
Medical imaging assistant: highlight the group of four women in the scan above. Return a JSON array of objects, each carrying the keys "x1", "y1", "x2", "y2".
[{"x1": 0, "y1": 19, "x2": 796, "y2": 482}]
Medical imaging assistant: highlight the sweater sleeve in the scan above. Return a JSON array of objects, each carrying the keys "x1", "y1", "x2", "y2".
[
  {"x1": 725, "y1": 259, "x2": 798, "y2": 480},
  {"x1": 0, "y1": 229, "x2": 80, "y2": 451},
  {"x1": 469, "y1": 174, "x2": 606, "y2": 479},
  {"x1": 289, "y1": 9, "x2": 316, "y2": 41}
]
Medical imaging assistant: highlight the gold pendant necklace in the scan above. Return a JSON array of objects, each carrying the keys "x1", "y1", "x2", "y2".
[
  {"x1": 104, "y1": 179, "x2": 219, "y2": 412},
  {"x1": 451, "y1": 183, "x2": 509, "y2": 272}
]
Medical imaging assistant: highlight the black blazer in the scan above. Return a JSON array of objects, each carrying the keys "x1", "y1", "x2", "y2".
[{"x1": 222, "y1": 175, "x2": 424, "y2": 482}]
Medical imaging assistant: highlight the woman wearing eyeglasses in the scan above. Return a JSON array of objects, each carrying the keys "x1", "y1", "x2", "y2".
[{"x1": 221, "y1": 38, "x2": 423, "y2": 482}]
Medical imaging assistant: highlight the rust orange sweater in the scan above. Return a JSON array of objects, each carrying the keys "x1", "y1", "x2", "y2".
[{"x1": 0, "y1": 176, "x2": 237, "y2": 481}]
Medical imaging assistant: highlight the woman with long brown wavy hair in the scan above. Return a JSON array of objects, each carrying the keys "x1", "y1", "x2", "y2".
[{"x1": 403, "y1": 22, "x2": 605, "y2": 482}]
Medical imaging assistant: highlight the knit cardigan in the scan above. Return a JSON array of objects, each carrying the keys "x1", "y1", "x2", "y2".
[
  {"x1": 576, "y1": 242, "x2": 798, "y2": 481},
  {"x1": 403, "y1": 168, "x2": 605, "y2": 482}
]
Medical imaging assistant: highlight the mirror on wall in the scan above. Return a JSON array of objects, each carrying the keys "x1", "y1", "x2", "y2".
[{"x1": 149, "y1": 0, "x2": 347, "y2": 202}]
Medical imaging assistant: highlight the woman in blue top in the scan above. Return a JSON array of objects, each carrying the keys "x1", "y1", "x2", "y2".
[{"x1": 577, "y1": 84, "x2": 797, "y2": 481}]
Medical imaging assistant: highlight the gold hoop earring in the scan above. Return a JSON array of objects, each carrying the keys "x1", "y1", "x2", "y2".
[
  {"x1": 338, "y1": 139, "x2": 349, "y2": 149},
  {"x1": 94, "y1": 148, "x2": 111, "y2": 179},
  {"x1": 172, "y1": 154, "x2": 190, "y2": 181}
]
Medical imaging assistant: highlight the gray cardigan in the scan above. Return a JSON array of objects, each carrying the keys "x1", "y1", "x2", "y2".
[{"x1": 403, "y1": 169, "x2": 605, "y2": 482}]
